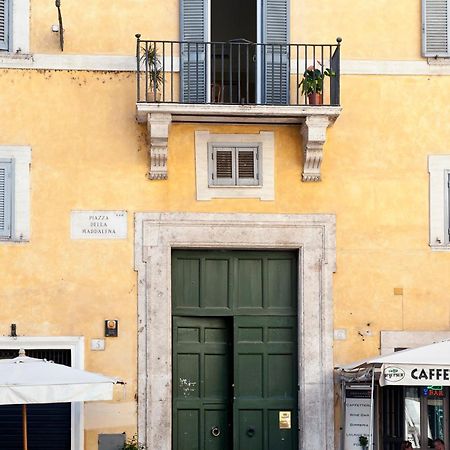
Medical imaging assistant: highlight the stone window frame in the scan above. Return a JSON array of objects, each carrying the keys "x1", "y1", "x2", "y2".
[
  {"x1": 0, "y1": 146, "x2": 31, "y2": 242},
  {"x1": 134, "y1": 212, "x2": 336, "y2": 450},
  {"x1": 381, "y1": 330, "x2": 450, "y2": 355},
  {"x1": 428, "y1": 155, "x2": 450, "y2": 250},
  {"x1": 195, "y1": 131, "x2": 274, "y2": 200},
  {"x1": 0, "y1": 336, "x2": 85, "y2": 449},
  {"x1": 0, "y1": 0, "x2": 30, "y2": 54}
]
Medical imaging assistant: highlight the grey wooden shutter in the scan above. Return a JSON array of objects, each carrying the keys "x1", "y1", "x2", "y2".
[
  {"x1": 423, "y1": 0, "x2": 449, "y2": 57},
  {"x1": 0, "y1": 0, "x2": 10, "y2": 51},
  {"x1": 263, "y1": 0, "x2": 289, "y2": 104},
  {"x1": 0, "y1": 160, "x2": 12, "y2": 238},
  {"x1": 180, "y1": 0, "x2": 207, "y2": 103},
  {"x1": 209, "y1": 145, "x2": 236, "y2": 186},
  {"x1": 237, "y1": 146, "x2": 259, "y2": 186}
]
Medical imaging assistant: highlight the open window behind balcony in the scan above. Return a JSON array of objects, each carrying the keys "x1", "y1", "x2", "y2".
[
  {"x1": 210, "y1": 0, "x2": 257, "y2": 103},
  {"x1": 180, "y1": 0, "x2": 289, "y2": 104},
  {"x1": 136, "y1": 0, "x2": 341, "y2": 107}
]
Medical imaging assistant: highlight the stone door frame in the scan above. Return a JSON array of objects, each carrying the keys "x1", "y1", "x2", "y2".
[{"x1": 134, "y1": 212, "x2": 336, "y2": 450}]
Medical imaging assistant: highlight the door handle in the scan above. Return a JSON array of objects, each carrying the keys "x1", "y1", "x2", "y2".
[
  {"x1": 247, "y1": 427, "x2": 256, "y2": 437},
  {"x1": 211, "y1": 426, "x2": 221, "y2": 437}
]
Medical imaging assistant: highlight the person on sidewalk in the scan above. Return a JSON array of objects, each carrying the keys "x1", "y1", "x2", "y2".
[{"x1": 400, "y1": 441, "x2": 412, "y2": 450}]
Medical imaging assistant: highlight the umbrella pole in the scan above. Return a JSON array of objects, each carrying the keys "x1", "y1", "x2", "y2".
[
  {"x1": 22, "y1": 404, "x2": 28, "y2": 450},
  {"x1": 369, "y1": 369, "x2": 375, "y2": 450}
]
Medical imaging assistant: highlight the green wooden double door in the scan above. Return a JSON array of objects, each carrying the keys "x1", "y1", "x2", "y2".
[{"x1": 172, "y1": 250, "x2": 298, "y2": 450}]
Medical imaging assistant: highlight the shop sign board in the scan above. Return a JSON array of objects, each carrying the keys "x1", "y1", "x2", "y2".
[
  {"x1": 381, "y1": 364, "x2": 450, "y2": 386},
  {"x1": 344, "y1": 388, "x2": 371, "y2": 449}
]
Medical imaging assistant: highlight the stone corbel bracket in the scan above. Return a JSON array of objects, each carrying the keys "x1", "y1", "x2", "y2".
[
  {"x1": 137, "y1": 104, "x2": 341, "y2": 181},
  {"x1": 146, "y1": 112, "x2": 172, "y2": 180},
  {"x1": 301, "y1": 115, "x2": 335, "y2": 182}
]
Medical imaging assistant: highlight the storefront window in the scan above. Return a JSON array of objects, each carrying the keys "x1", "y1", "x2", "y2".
[
  {"x1": 425, "y1": 387, "x2": 445, "y2": 446},
  {"x1": 383, "y1": 386, "x2": 449, "y2": 450},
  {"x1": 405, "y1": 387, "x2": 421, "y2": 448}
]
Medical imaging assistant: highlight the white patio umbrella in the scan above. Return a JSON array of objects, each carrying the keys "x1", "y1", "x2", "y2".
[{"x1": 0, "y1": 351, "x2": 118, "y2": 450}]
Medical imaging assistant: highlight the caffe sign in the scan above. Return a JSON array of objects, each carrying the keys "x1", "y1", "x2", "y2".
[{"x1": 381, "y1": 364, "x2": 450, "y2": 386}]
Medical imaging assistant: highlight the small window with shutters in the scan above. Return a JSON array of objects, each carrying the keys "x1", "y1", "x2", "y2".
[
  {"x1": 428, "y1": 155, "x2": 450, "y2": 250},
  {"x1": 208, "y1": 143, "x2": 260, "y2": 187},
  {"x1": 0, "y1": 146, "x2": 31, "y2": 242},
  {"x1": 0, "y1": 159, "x2": 13, "y2": 239},
  {"x1": 0, "y1": 0, "x2": 10, "y2": 51},
  {"x1": 422, "y1": 0, "x2": 450, "y2": 57}
]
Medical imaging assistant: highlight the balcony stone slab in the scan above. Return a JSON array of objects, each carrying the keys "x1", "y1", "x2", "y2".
[{"x1": 136, "y1": 103, "x2": 341, "y2": 181}]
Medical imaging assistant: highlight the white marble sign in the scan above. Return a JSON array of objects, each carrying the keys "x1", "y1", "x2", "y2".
[{"x1": 71, "y1": 211, "x2": 127, "y2": 239}]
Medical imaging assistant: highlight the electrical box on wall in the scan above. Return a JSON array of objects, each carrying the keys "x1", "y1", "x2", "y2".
[
  {"x1": 104, "y1": 320, "x2": 119, "y2": 337},
  {"x1": 98, "y1": 433, "x2": 125, "y2": 450}
]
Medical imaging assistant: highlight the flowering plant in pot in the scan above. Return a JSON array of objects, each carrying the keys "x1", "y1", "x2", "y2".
[{"x1": 299, "y1": 62, "x2": 335, "y2": 105}]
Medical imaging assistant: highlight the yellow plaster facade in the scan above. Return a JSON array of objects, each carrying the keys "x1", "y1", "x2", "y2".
[{"x1": 1, "y1": 0, "x2": 450, "y2": 448}]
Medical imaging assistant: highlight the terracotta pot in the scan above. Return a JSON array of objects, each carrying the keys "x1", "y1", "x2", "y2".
[
  {"x1": 147, "y1": 91, "x2": 161, "y2": 102},
  {"x1": 307, "y1": 92, "x2": 323, "y2": 105}
]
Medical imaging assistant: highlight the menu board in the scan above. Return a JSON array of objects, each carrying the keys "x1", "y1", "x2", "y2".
[{"x1": 344, "y1": 388, "x2": 371, "y2": 449}]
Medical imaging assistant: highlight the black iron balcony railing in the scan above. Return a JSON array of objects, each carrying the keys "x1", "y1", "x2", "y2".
[{"x1": 136, "y1": 35, "x2": 341, "y2": 107}]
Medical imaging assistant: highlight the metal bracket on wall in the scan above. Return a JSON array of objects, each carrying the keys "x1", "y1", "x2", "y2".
[{"x1": 55, "y1": 1, "x2": 64, "y2": 51}]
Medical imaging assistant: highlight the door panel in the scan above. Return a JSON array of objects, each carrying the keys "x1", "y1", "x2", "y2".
[
  {"x1": 172, "y1": 250, "x2": 298, "y2": 450},
  {"x1": 234, "y1": 316, "x2": 297, "y2": 450},
  {"x1": 173, "y1": 317, "x2": 231, "y2": 450},
  {"x1": 172, "y1": 250, "x2": 297, "y2": 316},
  {"x1": 176, "y1": 410, "x2": 200, "y2": 450},
  {"x1": 237, "y1": 410, "x2": 263, "y2": 450},
  {"x1": 204, "y1": 407, "x2": 230, "y2": 450}
]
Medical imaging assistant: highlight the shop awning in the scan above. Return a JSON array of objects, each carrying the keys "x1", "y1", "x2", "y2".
[{"x1": 336, "y1": 339, "x2": 450, "y2": 386}]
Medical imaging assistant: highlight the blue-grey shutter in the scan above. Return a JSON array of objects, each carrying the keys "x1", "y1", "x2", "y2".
[
  {"x1": 0, "y1": 160, "x2": 12, "y2": 238},
  {"x1": 208, "y1": 145, "x2": 236, "y2": 186},
  {"x1": 237, "y1": 146, "x2": 259, "y2": 186},
  {"x1": 180, "y1": 0, "x2": 207, "y2": 103},
  {"x1": 422, "y1": 0, "x2": 449, "y2": 57},
  {"x1": 262, "y1": 0, "x2": 289, "y2": 104},
  {"x1": 0, "y1": 0, "x2": 10, "y2": 51}
]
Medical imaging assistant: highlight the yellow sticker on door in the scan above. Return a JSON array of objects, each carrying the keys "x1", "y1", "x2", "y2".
[{"x1": 279, "y1": 411, "x2": 291, "y2": 429}]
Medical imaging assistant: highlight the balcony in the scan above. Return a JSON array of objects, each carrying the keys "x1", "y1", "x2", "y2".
[{"x1": 135, "y1": 36, "x2": 342, "y2": 181}]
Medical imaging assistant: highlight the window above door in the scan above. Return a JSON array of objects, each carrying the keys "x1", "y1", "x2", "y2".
[{"x1": 196, "y1": 131, "x2": 273, "y2": 200}]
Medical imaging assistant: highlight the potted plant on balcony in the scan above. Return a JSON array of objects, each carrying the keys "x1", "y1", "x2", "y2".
[
  {"x1": 299, "y1": 62, "x2": 335, "y2": 105},
  {"x1": 141, "y1": 43, "x2": 163, "y2": 102}
]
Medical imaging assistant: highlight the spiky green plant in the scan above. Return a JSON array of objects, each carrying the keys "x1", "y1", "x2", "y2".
[{"x1": 122, "y1": 434, "x2": 145, "y2": 450}]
